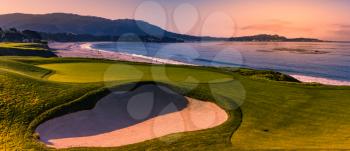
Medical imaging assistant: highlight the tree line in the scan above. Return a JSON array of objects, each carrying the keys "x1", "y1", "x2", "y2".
[
  {"x1": 0, "y1": 27, "x2": 43, "y2": 43},
  {"x1": 0, "y1": 27, "x2": 183, "y2": 43}
]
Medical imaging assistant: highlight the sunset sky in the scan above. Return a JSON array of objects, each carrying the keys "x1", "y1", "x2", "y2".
[{"x1": 1, "y1": 0, "x2": 350, "y2": 40}]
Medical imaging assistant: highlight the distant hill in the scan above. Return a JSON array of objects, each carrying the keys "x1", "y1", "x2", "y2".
[
  {"x1": 0, "y1": 13, "x2": 324, "y2": 42},
  {"x1": 229, "y1": 34, "x2": 323, "y2": 42},
  {"x1": 0, "y1": 13, "x2": 159, "y2": 36},
  {"x1": 0, "y1": 13, "x2": 206, "y2": 42}
]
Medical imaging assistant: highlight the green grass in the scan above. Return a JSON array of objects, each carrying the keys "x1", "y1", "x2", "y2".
[
  {"x1": 0, "y1": 43, "x2": 48, "y2": 51},
  {"x1": 0, "y1": 58, "x2": 51, "y2": 78},
  {"x1": 38, "y1": 62, "x2": 234, "y2": 83},
  {"x1": 1, "y1": 56, "x2": 350, "y2": 150},
  {"x1": 0, "y1": 69, "x2": 101, "y2": 150},
  {"x1": 231, "y1": 78, "x2": 350, "y2": 149},
  {"x1": 0, "y1": 42, "x2": 56, "y2": 57}
]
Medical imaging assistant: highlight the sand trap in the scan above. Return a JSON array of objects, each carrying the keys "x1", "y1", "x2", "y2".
[{"x1": 36, "y1": 84, "x2": 228, "y2": 148}]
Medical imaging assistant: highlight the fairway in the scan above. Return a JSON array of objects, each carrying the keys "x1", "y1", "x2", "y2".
[{"x1": 38, "y1": 63, "x2": 234, "y2": 83}]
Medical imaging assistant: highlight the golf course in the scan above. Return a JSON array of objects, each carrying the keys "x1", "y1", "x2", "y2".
[{"x1": 1, "y1": 43, "x2": 350, "y2": 150}]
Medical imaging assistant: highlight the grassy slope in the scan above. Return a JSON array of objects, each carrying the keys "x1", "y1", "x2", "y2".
[
  {"x1": 232, "y1": 77, "x2": 350, "y2": 149},
  {"x1": 0, "y1": 58, "x2": 241, "y2": 150},
  {"x1": 0, "y1": 58, "x2": 52, "y2": 77},
  {"x1": 1, "y1": 57, "x2": 350, "y2": 150},
  {"x1": 0, "y1": 59, "x2": 102, "y2": 150},
  {"x1": 0, "y1": 43, "x2": 57, "y2": 57},
  {"x1": 0, "y1": 43, "x2": 48, "y2": 51}
]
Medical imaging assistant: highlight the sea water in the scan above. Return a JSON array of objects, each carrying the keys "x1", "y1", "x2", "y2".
[{"x1": 92, "y1": 42, "x2": 350, "y2": 83}]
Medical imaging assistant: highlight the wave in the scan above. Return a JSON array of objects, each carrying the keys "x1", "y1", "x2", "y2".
[
  {"x1": 194, "y1": 58, "x2": 243, "y2": 67},
  {"x1": 81, "y1": 43, "x2": 194, "y2": 66},
  {"x1": 81, "y1": 43, "x2": 350, "y2": 86},
  {"x1": 290, "y1": 74, "x2": 350, "y2": 86}
]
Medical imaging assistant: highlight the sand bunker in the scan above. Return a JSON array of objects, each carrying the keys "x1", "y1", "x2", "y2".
[{"x1": 36, "y1": 84, "x2": 228, "y2": 148}]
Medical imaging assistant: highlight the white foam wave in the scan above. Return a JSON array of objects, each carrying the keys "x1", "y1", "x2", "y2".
[
  {"x1": 291, "y1": 74, "x2": 350, "y2": 86},
  {"x1": 80, "y1": 43, "x2": 194, "y2": 66}
]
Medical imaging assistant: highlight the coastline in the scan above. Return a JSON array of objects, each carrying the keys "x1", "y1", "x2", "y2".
[
  {"x1": 50, "y1": 42, "x2": 193, "y2": 65},
  {"x1": 290, "y1": 74, "x2": 350, "y2": 86},
  {"x1": 50, "y1": 42, "x2": 350, "y2": 86}
]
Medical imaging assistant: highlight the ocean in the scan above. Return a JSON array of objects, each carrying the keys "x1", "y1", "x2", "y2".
[{"x1": 92, "y1": 42, "x2": 350, "y2": 83}]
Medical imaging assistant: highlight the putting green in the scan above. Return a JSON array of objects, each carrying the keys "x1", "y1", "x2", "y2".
[{"x1": 38, "y1": 63, "x2": 233, "y2": 83}]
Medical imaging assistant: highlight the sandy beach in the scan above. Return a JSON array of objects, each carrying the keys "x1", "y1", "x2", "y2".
[
  {"x1": 290, "y1": 74, "x2": 350, "y2": 86},
  {"x1": 36, "y1": 84, "x2": 228, "y2": 148},
  {"x1": 50, "y1": 42, "x2": 193, "y2": 65}
]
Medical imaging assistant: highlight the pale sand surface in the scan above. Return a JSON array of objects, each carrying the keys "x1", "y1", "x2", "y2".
[
  {"x1": 36, "y1": 84, "x2": 228, "y2": 149},
  {"x1": 291, "y1": 74, "x2": 350, "y2": 86},
  {"x1": 50, "y1": 42, "x2": 193, "y2": 65}
]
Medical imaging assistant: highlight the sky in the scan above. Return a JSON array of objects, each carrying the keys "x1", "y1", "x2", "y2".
[{"x1": 1, "y1": 0, "x2": 350, "y2": 41}]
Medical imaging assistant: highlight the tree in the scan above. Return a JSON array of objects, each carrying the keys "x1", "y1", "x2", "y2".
[
  {"x1": 9, "y1": 28, "x2": 18, "y2": 33},
  {"x1": 2, "y1": 32, "x2": 23, "y2": 42},
  {"x1": 22, "y1": 30, "x2": 42, "y2": 42},
  {"x1": 0, "y1": 27, "x2": 3, "y2": 42},
  {"x1": 2, "y1": 28, "x2": 23, "y2": 42}
]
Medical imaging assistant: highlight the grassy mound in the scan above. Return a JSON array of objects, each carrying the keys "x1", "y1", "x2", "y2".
[
  {"x1": 1, "y1": 56, "x2": 350, "y2": 150},
  {"x1": 231, "y1": 74, "x2": 350, "y2": 149},
  {"x1": 0, "y1": 69, "x2": 100, "y2": 150},
  {"x1": 0, "y1": 43, "x2": 57, "y2": 57},
  {"x1": 226, "y1": 68, "x2": 300, "y2": 82},
  {"x1": 0, "y1": 58, "x2": 51, "y2": 78}
]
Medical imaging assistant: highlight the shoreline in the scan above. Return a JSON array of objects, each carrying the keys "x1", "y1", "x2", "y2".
[
  {"x1": 50, "y1": 42, "x2": 350, "y2": 86},
  {"x1": 290, "y1": 74, "x2": 350, "y2": 86},
  {"x1": 50, "y1": 42, "x2": 193, "y2": 65}
]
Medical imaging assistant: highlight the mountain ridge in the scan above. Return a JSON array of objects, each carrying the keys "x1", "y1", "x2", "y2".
[{"x1": 0, "y1": 13, "x2": 324, "y2": 42}]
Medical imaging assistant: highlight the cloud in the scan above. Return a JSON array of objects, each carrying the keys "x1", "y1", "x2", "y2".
[
  {"x1": 265, "y1": 19, "x2": 292, "y2": 25},
  {"x1": 334, "y1": 30, "x2": 350, "y2": 35},
  {"x1": 327, "y1": 24, "x2": 350, "y2": 40},
  {"x1": 240, "y1": 19, "x2": 311, "y2": 33},
  {"x1": 241, "y1": 23, "x2": 285, "y2": 32},
  {"x1": 329, "y1": 24, "x2": 350, "y2": 40},
  {"x1": 333, "y1": 24, "x2": 350, "y2": 29}
]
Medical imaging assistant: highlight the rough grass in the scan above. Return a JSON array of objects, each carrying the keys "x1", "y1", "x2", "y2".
[
  {"x1": 0, "y1": 70, "x2": 101, "y2": 150},
  {"x1": 0, "y1": 57, "x2": 241, "y2": 150},
  {"x1": 0, "y1": 42, "x2": 56, "y2": 57},
  {"x1": 0, "y1": 43, "x2": 48, "y2": 51},
  {"x1": 0, "y1": 58, "x2": 51, "y2": 78},
  {"x1": 1, "y1": 56, "x2": 350, "y2": 150},
  {"x1": 225, "y1": 68, "x2": 300, "y2": 82},
  {"x1": 231, "y1": 77, "x2": 350, "y2": 149}
]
